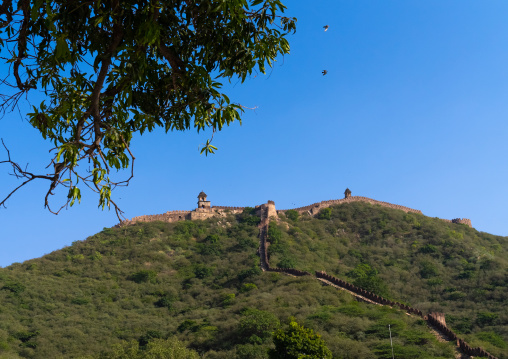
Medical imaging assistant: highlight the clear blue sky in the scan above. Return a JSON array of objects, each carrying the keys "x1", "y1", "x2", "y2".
[{"x1": 1, "y1": 1, "x2": 508, "y2": 267}]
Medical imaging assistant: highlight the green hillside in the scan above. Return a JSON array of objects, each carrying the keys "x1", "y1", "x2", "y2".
[
  {"x1": 274, "y1": 203, "x2": 508, "y2": 357},
  {"x1": 0, "y1": 202, "x2": 506, "y2": 358}
]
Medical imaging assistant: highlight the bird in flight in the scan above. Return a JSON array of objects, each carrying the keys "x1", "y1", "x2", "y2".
[
  {"x1": 323, "y1": 25, "x2": 329, "y2": 32},
  {"x1": 322, "y1": 70, "x2": 328, "y2": 76}
]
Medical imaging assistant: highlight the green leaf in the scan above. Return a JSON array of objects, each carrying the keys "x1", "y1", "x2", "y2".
[{"x1": 30, "y1": 0, "x2": 43, "y2": 21}]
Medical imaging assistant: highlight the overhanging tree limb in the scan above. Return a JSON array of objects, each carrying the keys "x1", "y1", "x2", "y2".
[{"x1": 0, "y1": 0, "x2": 296, "y2": 220}]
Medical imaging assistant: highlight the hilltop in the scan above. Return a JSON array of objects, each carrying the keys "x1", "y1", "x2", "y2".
[{"x1": 0, "y1": 193, "x2": 506, "y2": 359}]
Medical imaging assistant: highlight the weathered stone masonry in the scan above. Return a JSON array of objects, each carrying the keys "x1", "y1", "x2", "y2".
[{"x1": 116, "y1": 191, "x2": 245, "y2": 227}]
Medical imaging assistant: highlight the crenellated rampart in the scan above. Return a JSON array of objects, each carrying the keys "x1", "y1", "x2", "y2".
[
  {"x1": 256, "y1": 201, "x2": 309, "y2": 275},
  {"x1": 277, "y1": 196, "x2": 472, "y2": 228},
  {"x1": 116, "y1": 206, "x2": 245, "y2": 227},
  {"x1": 116, "y1": 210, "x2": 192, "y2": 227},
  {"x1": 313, "y1": 271, "x2": 498, "y2": 359},
  {"x1": 212, "y1": 206, "x2": 245, "y2": 211},
  {"x1": 116, "y1": 192, "x2": 471, "y2": 229},
  {"x1": 315, "y1": 271, "x2": 423, "y2": 316},
  {"x1": 452, "y1": 218, "x2": 472, "y2": 227},
  {"x1": 278, "y1": 196, "x2": 423, "y2": 215},
  {"x1": 427, "y1": 313, "x2": 498, "y2": 359},
  {"x1": 268, "y1": 267, "x2": 312, "y2": 276}
]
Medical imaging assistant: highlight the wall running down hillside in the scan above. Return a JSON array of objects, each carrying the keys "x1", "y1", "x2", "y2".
[
  {"x1": 117, "y1": 191, "x2": 472, "y2": 228},
  {"x1": 255, "y1": 201, "x2": 495, "y2": 359}
]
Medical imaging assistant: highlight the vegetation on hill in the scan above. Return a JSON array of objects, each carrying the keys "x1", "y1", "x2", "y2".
[
  {"x1": 0, "y1": 202, "x2": 506, "y2": 358},
  {"x1": 273, "y1": 202, "x2": 508, "y2": 358}
]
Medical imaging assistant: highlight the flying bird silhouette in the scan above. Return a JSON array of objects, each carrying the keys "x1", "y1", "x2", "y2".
[
  {"x1": 322, "y1": 70, "x2": 328, "y2": 76},
  {"x1": 323, "y1": 25, "x2": 329, "y2": 32}
]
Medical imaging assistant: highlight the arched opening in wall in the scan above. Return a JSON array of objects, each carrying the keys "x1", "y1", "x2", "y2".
[
  {"x1": 201, "y1": 205, "x2": 205, "y2": 208},
  {"x1": 179, "y1": 216, "x2": 182, "y2": 219}
]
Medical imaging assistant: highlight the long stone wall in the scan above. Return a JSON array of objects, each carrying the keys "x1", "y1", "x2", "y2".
[
  {"x1": 257, "y1": 202, "x2": 271, "y2": 271},
  {"x1": 278, "y1": 196, "x2": 423, "y2": 215},
  {"x1": 256, "y1": 201, "x2": 309, "y2": 276},
  {"x1": 315, "y1": 271, "x2": 423, "y2": 317},
  {"x1": 212, "y1": 206, "x2": 245, "y2": 211},
  {"x1": 117, "y1": 210, "x2": 192, "y2": 226},
  {"x1": 116, "y1": 192, "x2": 471, "y2": 229},
  {"x1": 315, "y1": 270, "x2": 498, "y2": 358},
  {"x1": 441, "y1": 218, "x2": 473, "y2": 227},
  {"x1": 278, "y1": 196, "x2": 472, "y2": 228},
  {"x1": 116, "y1": 206, "x2": 244, "y2": 227}
]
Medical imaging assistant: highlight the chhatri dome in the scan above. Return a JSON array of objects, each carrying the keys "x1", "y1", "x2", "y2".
[
  {"x1": 344, "y1": 188, "x2": 351, "y2": 199},
  {"x1": 197, "y1": 191, "x2": 211, "y2": 209}
]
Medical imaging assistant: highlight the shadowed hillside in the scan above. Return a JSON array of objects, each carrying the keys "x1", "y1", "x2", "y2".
[{"x1": 0, "y1": 202, "x2": 506, "y2": 358}]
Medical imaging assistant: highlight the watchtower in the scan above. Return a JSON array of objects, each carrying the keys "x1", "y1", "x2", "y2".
[
  {"x1": 197, "y1": 191, "x2": 211, "y2": 209},
  {"x1": 344, "y1": 188, "x2": 352, "y2": 199}
]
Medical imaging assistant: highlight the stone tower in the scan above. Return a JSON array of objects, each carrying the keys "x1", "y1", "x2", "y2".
[
  {"x1": 197, "y1": 191, "x2": 211, "y2": 209},
  {"x1": 344, "y1": 188, "x2": 351, "y2": 199}
]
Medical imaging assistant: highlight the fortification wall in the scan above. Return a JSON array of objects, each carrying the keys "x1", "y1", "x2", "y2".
[
  {"x1": 315, "y1": 271, "x2": 423, "y2": 316},
  {"x1": 452, "y1": 218, "x2": 472, "y2": 227},
  {"x1": 117, "y1": 205, "x2": 246, "y2": 227},
  {"x1": 266, "y1": 200, "x2": 277, "y2": 219},
  {"x1": 277, "y1": 196, "x2": 422, "y2": 215},
  {"x1": 278, "y1": 196, "x2": 472, "y2": 228},
  {"x1": 314, "y1": 271, "x2": 497, "y2": 359},
  {"x1": 268, "y1": 267, "x2": 311, "y2": 276},
  {"x1": 117, "y1": 192, "x2": 471, "y2": 229},
  {"x1": 427, "y1": 314, "x2": 498, "y2": 359},
  {"x1": 117, "y1": 210, "x2": 192, "y2": 227},
  {"x1": 429, "y1": 311, "x2": 447, "y2": 327},
  {"x1": 212, "y1": 206, "x2": 245, "y2": 211},
  {"x1": 257, "y1": 202, "x2": 271, "y2": 271}
]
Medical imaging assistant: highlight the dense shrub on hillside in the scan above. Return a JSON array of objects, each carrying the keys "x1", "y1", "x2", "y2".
[
  {"x1": 0, "y1": 203, "x2": 506, "y2": 358},
  {"x1": 269, "y1": 320, "x2": 332, "y2": 359},
  {"x1": 129, "y1": 270, "x2": 158, "y2": 283},
  {"x1": 239, "y1": 207, "x2": 262, "y2": 226},
  {"x1": 267, "y1": 221, "x2": 282, "y2": 244},
  {"x1": 346, "y1": 263, "x2": 389, "y2": 296},
  {"x1": 92, "y1": 337, "x2": 200, "y2": 359},
  {"x1": 239, "y1": 308, "x2": 280, "y2": 343},
  {"x1": 285, "y1": 210, "x2": 299, "y2": 222}
]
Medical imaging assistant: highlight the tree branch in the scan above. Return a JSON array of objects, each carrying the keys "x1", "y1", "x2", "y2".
[
  {"x1": 0, "y1": 0, "x2": 13, "y2": 27},
  {"x1": 158, "y1": 42, "x2": 186, "y2": 90},
  {"x1": 76, "y1": 3, "x2": 124, "y2": 147},
  {"x1": 0, "y1": 139, "x2": 55, "y2": 208},
  {"x1": 13, "y1": 0, "x2": 35, "y2": 91}
]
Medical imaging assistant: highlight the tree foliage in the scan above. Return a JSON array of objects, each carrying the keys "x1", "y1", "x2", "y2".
[
  {"x1": 285, "y1": 209, "x2": 299, "y2": 221},
  {"x1": 0, "y1": 0, "x2": 296, "y2": 217},
  {"x1": 239, "y1": 308, "x2": 280, "y2": 343},
  {"x1": 269, "y1": 320, "x2": 332, "y2": 359},
  {"x1": 96, "y1": 337, "x2": 200, "y2": 359},
  {"x1": 346, "y1": 263, "x2": 388, "y2": 296}
]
